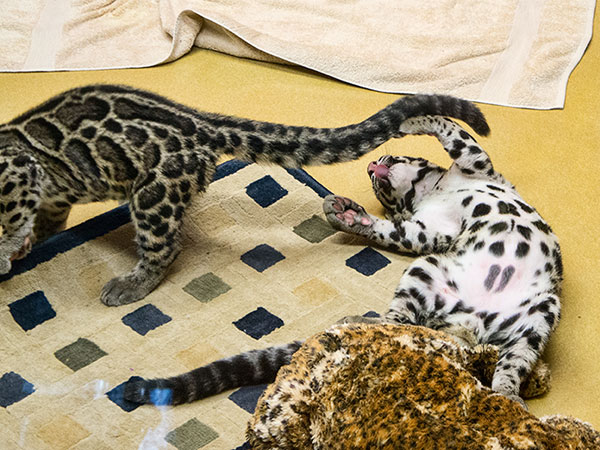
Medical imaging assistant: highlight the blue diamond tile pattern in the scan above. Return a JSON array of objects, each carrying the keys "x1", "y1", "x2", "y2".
[
  {"x1": 121, "y1": 304, "x2": 172, "y2": 336},
  {"x1": 240, "y1": 244, "x2": 285, "y2": 272},
  {"x1": 228, "y1": 384, "x2": 268, "y2": 413},
  {"x1": 0, "y1": 372, "x2": 35, "y2": 407},
  {"x1": 245, "y1": 175, "x2": 288, "y2": 207},
  {"x1": 106, "y1": 381, "x2": 140, "y2": 412},
  {"x1": 345, "y1": 247, "x2": 391, "y2": 276},
  {"x1": 9, "y1": 291, "x2": 56, "y2": 331},
  {"x1": 233, "y1": 307, "x2": 284, "y2": 340}
]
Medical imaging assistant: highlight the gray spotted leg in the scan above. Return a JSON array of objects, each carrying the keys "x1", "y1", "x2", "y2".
[
  {"x1": 101, "y1": 177, "x2": 190, "y2": 306},
  {"x1": 490, "y1": 292, "x2": 560, "y2": 408}
]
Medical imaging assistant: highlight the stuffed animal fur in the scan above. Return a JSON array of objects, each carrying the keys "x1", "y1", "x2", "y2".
[{"x1": 247, "y1": 322, "x2": 599, "y2": 449}]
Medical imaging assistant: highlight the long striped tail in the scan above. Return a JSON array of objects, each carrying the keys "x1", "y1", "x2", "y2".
[{"x1": 123, "y1": 341, "x2": 303, "y2": 405}]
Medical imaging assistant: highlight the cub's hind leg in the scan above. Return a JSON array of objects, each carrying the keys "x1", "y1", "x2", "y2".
[
  {"x1": 488, "y1": 292, "x2": 560, "y2": 406},
  {"x1": 101, "y1": 175, "x2": 194, "y2": 306}
]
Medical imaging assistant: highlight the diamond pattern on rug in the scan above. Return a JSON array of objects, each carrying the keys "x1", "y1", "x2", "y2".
[
  {"x1": 245, "y1": 175, "x2": 288, "y2": 207},
  {"x1": 9, "y1": 290, "x2": 56, "y2": 331},
  {"x1": 293, "y1": 215, "x2": 336, "y2": 243},
  {"x1": 0, "y1": 161, "x2": 411, "y2": 448},
  {"x1": 54, "y1": 338, "x2": 107, "y2": 371},
  {"x1": 36, "y1": 415, "x2": 90, "y2": 449},
  {"x1": 233, "y1": 307, "x2": 284, "y2": 340},
  {"x1": 0, "y1": 372, "x2": 35, "y2": 407},
  {"x1": 228, "y1": 385, "x2": 269, "y2": 414},
  {"x1": 121, "y1": 304, "x2": 172, "y2": 336},
  {"x1": 183, "y1": 272, "x2": 231, "y2": 303},
  {"x1": 240, "y1": 244, "x2": 285, "y2": 272},
  {"x1": 345, "y1": 247, "x2": 391, "y2": 276},
  {"x1": 165, "y1": 418, "x2": 219, "y2": 450}
]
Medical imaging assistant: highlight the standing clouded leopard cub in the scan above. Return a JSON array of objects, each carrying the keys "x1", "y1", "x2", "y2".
[
  {"x1": 0, "y1": 85, "x2": 488, "y2": 306},
  {"x1": 124, "y1": 116, "x2": 561, "y2": 407}
]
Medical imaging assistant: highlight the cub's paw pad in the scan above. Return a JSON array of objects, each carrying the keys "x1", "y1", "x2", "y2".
[
  {"x1": 101, "y1": 276, "x2": 145, "y2": 306},
  {"x1": 323, "y1": 195, "x2": 372, "y2": 232}
]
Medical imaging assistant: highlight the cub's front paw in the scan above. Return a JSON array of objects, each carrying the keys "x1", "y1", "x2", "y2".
[
  {"x1": 323, "y1": 195, "x2": 373, "y2": 234},
  {"x1": 101, "y1": 276, "x2": 146, "y2": 306}
]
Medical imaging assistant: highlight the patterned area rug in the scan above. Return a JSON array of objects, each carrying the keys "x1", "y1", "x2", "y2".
[{"x1": 0, "y1": 160, "x2": 411, "y2": 449}]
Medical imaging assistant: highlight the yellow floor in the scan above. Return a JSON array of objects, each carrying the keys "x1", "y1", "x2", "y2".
[{"x1": 1, "y1": 10, "x2": 598, "y2": 430}]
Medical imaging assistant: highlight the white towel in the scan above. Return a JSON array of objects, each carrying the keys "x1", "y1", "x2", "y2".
[{"x1": 0, "y1": 0, "x2": 595, "y2": 109}]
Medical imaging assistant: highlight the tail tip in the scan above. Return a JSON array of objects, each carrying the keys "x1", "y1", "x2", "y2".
[
  {"x1": 123, "y1": 376, "x2": 149, "y2": 404},
  {"x1": 474, "y1": 119, "x2": 491, "y2": 137},
  {"x1": 123, "y1": 376, "x2": 175, "y2": 406}
]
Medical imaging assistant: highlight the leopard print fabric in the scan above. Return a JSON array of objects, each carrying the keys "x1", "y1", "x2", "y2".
[
  {"x1": 323, "y1": 115, "x2": 562, "y2": 402},
  {"x1": 0, "y1": 85, "x2": 488, "y2": 306},
  {"x1": 247, "y1": 323, "x2": 599, "y2": 450}
]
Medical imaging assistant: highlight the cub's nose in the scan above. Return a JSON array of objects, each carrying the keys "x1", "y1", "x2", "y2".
[{"x1": 367, "y1": 162, "x2": 389, "y2": 178}]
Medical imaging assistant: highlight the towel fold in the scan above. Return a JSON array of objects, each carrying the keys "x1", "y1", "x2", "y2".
[{"x1": 0, "y1": 0, "x2": 595, "y2": 109}]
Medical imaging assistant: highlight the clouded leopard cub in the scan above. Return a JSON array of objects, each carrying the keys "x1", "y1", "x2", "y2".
[
  {"x1": 0, "y1": 85, "x2": 488, "y2": 306},
  {"x1": 124, "y1": 115, "x2": 561, "y2": 407}
]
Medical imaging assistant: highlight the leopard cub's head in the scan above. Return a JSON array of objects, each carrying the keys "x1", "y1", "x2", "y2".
[{"x1": 368, "y1": 155, "x2": 444, "y2": 217}]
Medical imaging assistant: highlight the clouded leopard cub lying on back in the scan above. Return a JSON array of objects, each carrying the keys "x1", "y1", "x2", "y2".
[
  {"x1": 124, "y1": 115, "x2": 561, "y2": 407},
  {"x1": 0, "y1": 85, "x2": 487, "y2": 306}
]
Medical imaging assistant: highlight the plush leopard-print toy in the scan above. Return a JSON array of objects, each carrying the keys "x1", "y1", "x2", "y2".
[
  {"x1": 0, "y1": 85, "x2": 488, "y2": 306},
  {"x1": 123, "y1": 116, "x2": 561, "y2": 408},
  {"x1": 247, "y1": 323, "x2": 598, "y2": 450}
]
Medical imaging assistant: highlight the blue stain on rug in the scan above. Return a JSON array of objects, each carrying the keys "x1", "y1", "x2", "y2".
[
  {"x1": 9, "y1": 291, "x2": 56, "y2": 331},
  {"x1": 121, "y1": 304, "x2": 172, "y2": 336},
  {"x1": 233, "y1": 307, "x2": 284, "y2": 340},
  {"x1": 240, "y1": 244, "x2": 285, "y2": 272},
  {"x1": 345, "y1": 247, "x2": 391, "y2": 276},
  {"x1": 228, "y1": 384, "x2": 268, "y2": 413},
  {"x1": 0, "y1": 372, "x2": 35, "y2": 407},
  {"x1": 245, "y1": 175, "x2": 288, "y2": 207}
]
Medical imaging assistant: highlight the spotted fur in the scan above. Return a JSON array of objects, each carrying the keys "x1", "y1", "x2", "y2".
[
  {"x1": 0, "y1": 85, "x2": 488, "y2": 305},
  {"x1": 323, "y1": 115, "x2": 562, "y2": 402},
  {"x1": 123, "y1": 116, "x2": 560, "y2": 408}
]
